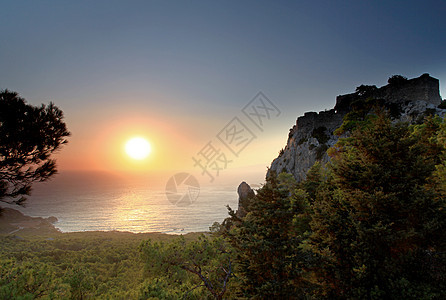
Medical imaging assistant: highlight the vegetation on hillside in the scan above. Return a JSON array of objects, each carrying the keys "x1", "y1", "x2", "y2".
[
  {"x1": 223, "y1": 112, "x2": 446, "y2": 299},
  {"x1": 1, "y1": 111, "x2": 445, "y2": 299},
  {"x1": 0, "y1": 231, "x2": 203, "y2": 299}
]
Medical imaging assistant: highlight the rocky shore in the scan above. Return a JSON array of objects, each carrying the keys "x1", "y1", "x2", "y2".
[{"x1": 0, "y1": 207, "x2": 60, "y2": 235}]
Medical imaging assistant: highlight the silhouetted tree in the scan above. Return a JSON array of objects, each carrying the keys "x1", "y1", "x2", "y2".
[
  {"x1": 355, "y1": 84, "x2": 378, "y2": 97},
  {"x1": 387, "y1": 74, "x2": 408, "y2": 85},
  {"x1": 0, "y1": 90, "x2": 70, "y2": 206}
]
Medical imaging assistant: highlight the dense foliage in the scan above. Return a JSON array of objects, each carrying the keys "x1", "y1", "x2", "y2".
[
  {"x1": 307, "y1": 114, "x2": 446, "y2": 299},
  {"x1": 0, "y1": 231, "x2": 203, "y2": 299},
  {"x1": 139, "y1": 235, "x2": 234, "y2": 299},
  {"x1": 224, "y1": 173, "x2": 311, "y2": 298}
]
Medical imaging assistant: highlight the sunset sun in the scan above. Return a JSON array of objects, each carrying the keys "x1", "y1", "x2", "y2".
[{"x1": 125, "y1": 137, "x2": 151, "y2": 160}]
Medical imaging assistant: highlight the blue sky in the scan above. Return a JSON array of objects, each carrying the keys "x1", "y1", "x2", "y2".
[{"x1": 1, "y1": 0, "x2": 445, "y2": 179}]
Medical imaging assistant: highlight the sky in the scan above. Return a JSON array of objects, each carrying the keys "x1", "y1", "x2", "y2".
[{"x1": 1, "y1": 0, "x2": 445, "y2": 185}]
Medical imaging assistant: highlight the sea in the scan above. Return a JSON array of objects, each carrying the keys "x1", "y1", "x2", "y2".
[{"x1": 5, "y1": 170, "x2": 262, "y2": 234}]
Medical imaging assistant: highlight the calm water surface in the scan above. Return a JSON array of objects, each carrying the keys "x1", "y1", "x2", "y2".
[{"x1": 11, "y1": 171, "x2": 240, "y2": 234}]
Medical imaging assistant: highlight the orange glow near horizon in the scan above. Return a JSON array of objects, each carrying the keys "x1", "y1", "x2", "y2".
[
  {"x1": 55, "y1": 111, "x2": 203, "y2": 173},
  {"x1": 53, "y1": 103, "x2": 284, "y2": 175}
]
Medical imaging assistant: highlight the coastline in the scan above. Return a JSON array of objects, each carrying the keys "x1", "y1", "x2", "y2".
[
  {"x1": 0, "y1": 207, "x2": 60, "y2": 236},
  {"x1": 0, "y1": 207, "x2": 204, "y2": 239}
]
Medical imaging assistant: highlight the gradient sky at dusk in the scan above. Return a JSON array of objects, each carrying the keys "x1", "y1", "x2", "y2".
[{"x1": 1, "y1": 1, "x2": 445, "y2": 183}]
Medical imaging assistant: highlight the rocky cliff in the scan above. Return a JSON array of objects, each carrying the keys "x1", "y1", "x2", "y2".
[{"x1": 269, "y1": 74, "x2": 445, "y2": 181}]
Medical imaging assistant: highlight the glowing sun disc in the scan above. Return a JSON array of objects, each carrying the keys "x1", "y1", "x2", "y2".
[{"x1": 125, "y1": 137, "x2": 151, "y2": 160}]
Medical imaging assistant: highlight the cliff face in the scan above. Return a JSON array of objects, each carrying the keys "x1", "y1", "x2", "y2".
[{"x1": 269, "y1": 74, "x2": 444, "y2": 181}]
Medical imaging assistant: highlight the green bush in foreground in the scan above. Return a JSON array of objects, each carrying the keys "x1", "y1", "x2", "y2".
[{"x1": 139, "y1": 234, "x2": 234, "y2": 299}]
